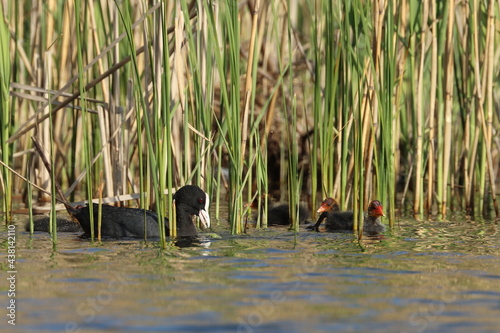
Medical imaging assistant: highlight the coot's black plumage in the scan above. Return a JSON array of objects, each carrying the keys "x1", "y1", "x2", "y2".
[
  {"x1": 76, "y1": 185, "x2": 210, "y2": 238},
  {"x1": 251, "y1": 195, "x2": 310, "y2": 226},
  {"x1": 29, "y1": 185, "x2": 210, "y2": 238},
  {"x1": 267, "y1": 203, "x2": 310, "y2": 225},
  {"x1": 27, "y1": 217, "x2": 83, "y2": 233}
]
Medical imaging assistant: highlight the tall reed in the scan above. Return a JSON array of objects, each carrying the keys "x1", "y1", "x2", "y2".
[
  {"x1": 317, "y1": 0, "x2": 343, "y2": 210},
  {"x1": 374, "y1": 0, "x2": 397, "y2": 227},
  {"x1": 73, "y1": 0, "x2": 95, "y2": 241},
  {"x1": 308, "y1": 0, "x2": 321, "y2": 216},
  {"x1": 0, "y1": 3, "x2": 11, "y2": 222},
  {"x1": 426, "y1": 0, "x2": 438, "y2": 216},
  {"x1": 158, "y1": 4, "x2": 175, "y2": 235},
  {"x1": 441, "y1": 0, "x2": 455, "y2": 218},
  {"x1": 204, "y1": 1, "x2": 245, "y2": 233},
  {"x1": 2, "y1": 1, "x2": 499, "y2": 245}
]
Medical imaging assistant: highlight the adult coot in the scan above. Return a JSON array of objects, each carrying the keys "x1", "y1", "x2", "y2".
[{"x1": 29, "y1": 185, "x2": 210, "y2": 238}]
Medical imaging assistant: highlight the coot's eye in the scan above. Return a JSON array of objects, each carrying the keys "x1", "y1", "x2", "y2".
[{"x1": 198, "y1": 198, "x2": 204, "y2": 204}]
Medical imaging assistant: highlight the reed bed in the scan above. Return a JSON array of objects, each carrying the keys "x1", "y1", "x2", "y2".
[{"x1": 1, "y1": 1, "x2": 499, "y2": 241}]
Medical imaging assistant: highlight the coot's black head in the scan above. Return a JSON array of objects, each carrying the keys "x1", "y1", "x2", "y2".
[{"x1": 173, "y1": 185, "x2": 210, "y2": 229}]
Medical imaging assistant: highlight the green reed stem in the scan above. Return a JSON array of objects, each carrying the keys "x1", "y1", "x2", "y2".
[
  {"x1": 377, "y1": 0, "x2": 396, "y2": 227},
  {"x1": 250, "y1": 78, "x2": 284, "y2": 228},
  {"x1": 215, "y1": 144, "x2": 223, "y2": 222},
  {"x1": 254, "y1": 132, "x2": 266, "y2": 228},
  {"x1": 413, "y1": 1, "x2": 424, "y2": 219},
  {"x1": 158, "y1": 6, "x2": 174, "y2": 233},
  {"x1": 74, "y1": 0, "x2": 95, "y2": 241},
  {"x1": 181, "y1": 0, "x2": 214, "y2": 194},
  {"x1": 426, "y1": 0, "x2": 438, "y2": 215},
  {"x1": 119, "y1": 0, "x2": 167, "y2": 245},
  {"x1": 48, "y1": 80, "x2": 57, "y2": 244},
  {"x1": 27, "y1": 155, "x2": 34, "y2": 234},
  {"x1": 307, "y1": 0, "x2": 320, "y2": 214},
  {"x1": 0, "y1": 3, "x2": 11, "y2": 223},
  {"x1": 205, "y1": 1, "x2": 244, "y2": 234},
  {"x1": 441, "y1": 0, "x2": 455, "y2": 217},
  {"x1": 282, "y1": 2, "x2": 299, "y2": 231},
  {"x1": 339, "y1": 1, "x2": 358, "y2": 213},
  {"x1": 287, "y1": 97, "x2": 300, "y2": 231},
  {"x1": 322, "y1": 0, "x2": 340, "y2": 203}
]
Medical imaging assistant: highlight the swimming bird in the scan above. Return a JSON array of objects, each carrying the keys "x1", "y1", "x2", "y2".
[
  {"x1": 28, "y1": 185, "x2": 210, "y2": 238},
  {"x1": 311, "y1": 199, "x2": 385, "y2": 235}
]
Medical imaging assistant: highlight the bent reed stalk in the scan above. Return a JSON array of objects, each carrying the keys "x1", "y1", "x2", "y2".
[{"x1": 1, "y1": 1, "x2": 499, "y2": 241}]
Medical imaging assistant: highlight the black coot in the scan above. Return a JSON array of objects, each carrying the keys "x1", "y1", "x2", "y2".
[{"x1": 29, "y1": 185, "x2": 210, "y2": 238}]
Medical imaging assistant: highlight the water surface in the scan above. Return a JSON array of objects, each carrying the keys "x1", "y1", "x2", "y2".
[{"x1": 1, "y1": 215, "x2": 499, "y2": 333}]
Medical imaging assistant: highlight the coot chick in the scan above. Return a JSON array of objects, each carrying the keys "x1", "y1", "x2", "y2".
[
  {"x1": 306, "y1": 197, "x2": 340, "y2": 230},
  {"x1": 26, "y1": 217, "x2": 83, "y2": 233},
  {"x1": 70, "y1": 185, "x2": 210, "y2": 238},
  {"x1": 316, "y1": 197, "x2": 341, "y2": 216},
  {"x1": 311, "y1": 199, "x2": 385, "y2": 235}
]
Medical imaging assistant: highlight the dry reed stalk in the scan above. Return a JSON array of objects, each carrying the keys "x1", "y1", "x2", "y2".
[
  {"x1": 108, "y1": 2, "x2": 125, "y2": 200},
  {"x1": 368, "y1": 0, "x2": 384, "y2": 212},
  {"x1": 174, "y1": 11, "x2": 189, "y2": 183},
  {"x1": 463, "y1": 1, "x2": 478, "y2": 212},
  {"x1": 441, "y1": 0, "x2": 455, "y2": 216},
  {"x1": 241, "y1": 0, "x2": 260, "y2": 161},
  {"x1": 8, "y1": 45, "x2": 146, "y2": 144},
  {"x1": 97, "y1": 105, "x2": 114, "y2": 198},
  {"x1": 469, "y1": 0, "x2": 499, "y2": 217},
  {"x1": 484, "y1": 0, "x2": 498, "y2": 216},
  {"x1": 414, "y1": 0, "x2": 429, "y2": 218},
  {"x1": 357, "y1": 56, "x2": 374, "y2": 206},
  {"x1": 393, "y1": 5, "x2": 406, "y2": 213},
  {"x1": 59, "y1": 1, "x2": 72, "y2": 87},
  {"x1": 63, "y1": 103, "x2": 137, "y2": 198},
  {"x1": 7, "y1": 3, "x2": 163, "y2": 145},
  {"x1": 426, "y1": 0, "x2": 438, "y2": 214},
  {"x1": 0, "y1": 160, "x2": 61, "y2": 201}
]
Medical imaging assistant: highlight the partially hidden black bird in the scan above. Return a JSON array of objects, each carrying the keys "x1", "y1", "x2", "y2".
[
  {"x1": 27, "y1": 185, "x2": 210, "y2": 238},
  {"x1": 267, "y1": 203, "x2": 310, "y2": 225},
  {"x1": 311, "y1": 198, "x2": 385, "y2": 235},
  {"x1": 250, "y1": 196, "x2": 310, "y2": 226}
]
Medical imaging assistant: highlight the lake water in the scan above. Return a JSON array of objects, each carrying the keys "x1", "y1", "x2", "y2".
[{"x1": 1, "y1": 214, "x2": 499, "y2": 333}]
